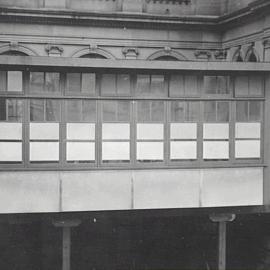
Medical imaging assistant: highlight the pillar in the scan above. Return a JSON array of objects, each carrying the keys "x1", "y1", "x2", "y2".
[{"x1": 210, "y1": 213, "x2": 236, "y2": 270}]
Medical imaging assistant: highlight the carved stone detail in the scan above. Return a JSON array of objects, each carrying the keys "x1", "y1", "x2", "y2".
[
  {"x1": 209, "y1": 213, "x2": 236, "y2": 223},
  {"x1": 122, "y1": 47, "x2": 139, "y2": 59},
  {"x1": 194, "y1": 49, "x2": 211, "y2": 59},
  {"x1": 45, "y1": 44, "x2": 64, "y2": 57},
  {"x1": 214, "y1": 49, "x2": 227, "y2": 60}
]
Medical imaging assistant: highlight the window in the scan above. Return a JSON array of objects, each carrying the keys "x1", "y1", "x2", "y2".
[
  {"x1": 0, "y1": 98, "x2": 23, "y2": 162},
  {"x1": 101, "y1": 101, "x2": 131, "y2": 163},
  {"x1": 30, "y1": 72, "x2": 60, "y2": 94},
  {"x1": 203, "y1": 101, "x2": 230, "y2": 160},
  {"x1": 0, "y1": 71, "x2": 23, "y2": 92},
  {"x1": 204, "y1": 76, "x2": 230, "y2": 95},
  {"x1": 29, "y1": 99, "x2": 60, "y2": 162},
  {"x1": 136, "y1": 101, "x2": 165, "y2": 162},
  {"x1": 170, "y1": 101, "x2": 199, "y2": 161},
  {"x1": 65, "y1": 100, "x2": 96, "y2": 163},
  {"x1": 66, "y1": 73, "x2": 96, "y2": 95},
  {"x1": 235, "y1": 101, "x2": 262, "y2": 159},
  {"x1": 101, "y1": 74, "x2": 130, "y2": 96},
  {"x1": 234, "y1": 76, "x2": 263, "y2": 97}
]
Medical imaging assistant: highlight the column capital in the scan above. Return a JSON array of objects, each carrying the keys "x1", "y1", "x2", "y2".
[
  {"x1": 52, "y1": 219, "x2": 81, "y2": 228},
  {"x1": 209, "y1": 213, "x2": 236, "y2": 223}
]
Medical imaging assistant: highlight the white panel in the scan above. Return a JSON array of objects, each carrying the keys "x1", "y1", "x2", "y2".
[
  {"x1": 170, "y1": 123, "x2": 197, "y2": 139},
  {"x1": 137, "y1": 142, "x2": 164, "y2": 160},
  {"x1": 102, "y1": 124, "x2": 130, "y2": 140},
  {"x1": 137, "y1": 124, "x2": 164, "y2": 140},
  {"x1": 7, "y1": 71, "x2": 22, "y2": 92},
  {"x1": 30, "y1": 142, "x2": 59, "y2": 161},
  {"x1": 235, "y1": 140, "x2": 261, "y2": 158},
  {"x1": 30, "y1": 123, "x2": 59, "y2": 140},
  {"x1": 203, "y1": 141, "x2": 229, "y2": 159},
  {"x1": 102, "y1": 142, "x2": 130, "y2": 160},
  {"x1": 0, "y1": 123, "x2": 22, "y2": 140},
  {"x1": 203, "y1": 123, "x2": 229, "y2": 139},
  {"x1": 235, "y1": 123, "x2": 261, "y2": 139},
  {"x1": 0, "y1": 142, "x2": 22, "y2": 161},
  {"x1": 67, "y1": 123, "x2": 95, "y2": 140},
  {"x1": 67, "y1": 142, "x2": 95, "y2": 161},
  {"x1": 170, "y1": 141, "x2": 197, "y2": 160}
]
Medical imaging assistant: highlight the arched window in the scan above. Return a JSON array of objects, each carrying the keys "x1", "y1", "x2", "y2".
[
  {"x1": 154, "y1": 55, "x2": 179, "y2": 61},
  {"x1": 80, "y1": 53, "x2": 107, "y2": 59},
  {"x1": 247, "y1": 51, "x2": 258, "y2": 62},
  {"x1": 0, "y1": 50, "x2": 28, "y2": 56}
]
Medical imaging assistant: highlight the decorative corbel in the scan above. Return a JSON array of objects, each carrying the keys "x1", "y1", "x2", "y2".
[
  {"x1": 9, "y1": 41, "x2": 19, "y2": 50},
  {"x1": 122, "y1": 47, "x2": 139, "y2": 59},
  {"x1": 45, "y1": 44, "x2": 64, "y2": 57},
  {"x1": 214, "y1": 49, "x2": 227, "y2": 60},
  {"x1": 194, "y1": 49, "x2": 211, "y2": 60}
]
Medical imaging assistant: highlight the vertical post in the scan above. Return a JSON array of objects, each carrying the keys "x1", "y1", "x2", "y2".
[
  {"x1": 209, "y1": 213, "x2": 235, "y2": 270},
  {"x1": 63, "y1": 226, "x2": 71, "y2": 270}
]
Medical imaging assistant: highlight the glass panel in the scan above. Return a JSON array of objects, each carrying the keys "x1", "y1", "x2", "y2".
[
  {"x1": 185, "y1": 75, "x2": 198, "y2": 96},
  {"x1": 137, "y1": 142, "x2": 164, "y2": 161},
  {"x1": 151, "y1": 75, "x2": 165, "y2": 96},
  {"x1": 186, "y1": 102, "x2": 200, "y2": 122},
  {"x1": 102, "y1": 123, "x2": 130, "y2": 140},
  {"x1": 0, "y1": 98, "x2": 6, "y2": 120},
  {"x1": 217, "y1": 102, "x2": 229, "y2": 122},
  {"x1": 30, "y1": 99, "x2": 44, "y2": 121},
  {"x1": 117, "y1": 74, "x2": 130, "y2": 95},
  {"x1": 0, "y1": 71, "x2": 6, "y2": 91},
  {"x1": 249, "y1": 101, "x2": 261, "y2": 121},
  {"x1": 204, "y1": 76, "x2": 216, "y2": 94},
  {"x1": 236, "y1": 101, "x2": 248, "y2": 122},
  {"x1": 136, "y1": 75, "x2": 150, "y2": 96},
  {"x1": 235, "y1": 76, "x2": 248, "y2": 96},
  {"x1": 45, "y1": 73, "x2": 60, "y2": 93},
  {"x1": 67, "y1": 142, "x2": 95, "y2": 161},
  {"x1": 137, "y1": 124, "x2": 163, "y2": 140},
  {"x1": 30, "y1": 142, "x2": 59, "y2": 161},
  {"x1": 235, "y1": 140, "x2": 260, "y2": 158},
  {"x1": 30, "y1": 123, "x2": 59, "y2": 140},
  {"x1": 235, "y1": 123, "x2": 261, "y2": 139},
  {"x1": 82, "y1": 100, "x2": 96, "y2": 122},
  {"x1": 66, "y1": 100, "x2": 81, "y2": 122},
  {"x1": 0, "y1": 123, "x2": 22, "y2": 140},
  {"x1": 101, "y1": 74, "x2": 116, "y2": 95},
  {"x1": 151, "y1": 101, "x2": 165, "y2": 122},
  {"x1": 66, "y1": 73, "x2": 80, "y2": 93},
  {"x1": 7, "y1": 71, "x2": 22, "y2": 92},
  {"x1": 170, "y1": 123, "x2": 197, "y2": 139},
  {"x1": 203, "y1": 141, "x2": 229, "y2": 159},
  {"x1": 137, "y1": 101, "x2": 150, "y2": 122},
  {"x1": 46, "y1": 100, "x2": 60, "y2": 121},
  {"x1": 67, "y1": 123, "x2": 95, "y2": 140},
  {"x1": 217, "y1": 76, "x2": 229, "y2": 94},
  {"x1": 102, "y1": 101, "x2": 116, "y2": 122},
  {"x1": 102, "y1": 142, "x2": 130, "y2": 161},
  {"x1": 117, "y1": 101, "x2": 130, "y2": 122},
  {"x1": 169, "y1": 74, "x2": 185, "y2": 97},
  {"x1": 7, "y1": 99, "x2": 23, "y2": 121},
  {"x1": 249, "y1": 76, "x2": 263, "y2": 96},
  {"x1": 171, "y1": 101, "x2": 184, "y2": 122},
  {"x1": 204, "y1": 101, "x2": 216, "y2": 122},
  {"x1": 30, "y1": 72, "x2": 44, "y2": 93},
  {"x1": 170, "y1": 141, "x2": 197, "y2": 160},
  {"x1": 0, "y1": 142, "x2": 22, "y2": 161},
  {"x1": 203, "y1": 123, "x2": 229, "y2": 139},
  {"x1": 82, "y1": 73, "x2": 95, "y2": 94}
]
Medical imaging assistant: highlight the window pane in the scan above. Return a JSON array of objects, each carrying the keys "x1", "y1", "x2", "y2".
[
  {"x1": 136, "y1": 75, "x2": 150, "y2": 96},
  {"x1": 169, "y1": 74, "x2": 185, "y2": 97},
  {"x1": 117, "y1": 101, "x2": 130, "y2": 122},
  {"x1": 0, "y1": 98, "x2": 6, "y2": 120},
  {"x1": 137, "y1": 101, "x2": 150, "y2": 122},
  {"x1": 217, "y1": 102, "x2": 229, "y2": 122},
  {"x1": 235, "y1": 140, "x2": 260, "y2": 158},
  {"x1": 117, "y1": 74, "x2": 130, "y2": 95},
  {"x1": 67, "y1": 142, "x2": 95, "y2": 161},
  {"x1": 67, "y1": 123, "x2": 95, "y2": 140},
  {"x1": 30, "y1": 100, "x2": 44, "y2": 121},
  {"x1": 30, "y1": 123, "x2": 59, "y2": 140},
  {"x1": 30, "y1": 72, "x2": 44, "y2": 93},
  {"x1": 236, "y1": 101, "x2": 248, "y2": 122},
  {"x1": 102, "y1": 101, "x2": 116, "y2": 122},
  {"x1": 137, "y1": 124, "x2": 163, "y2": 140},
  {"x1": 137, "y1": 142, "x2": 163, "y2": 161},
  {"x1": 102, "y1": 142, "x2": 130, "y2": 161},
  {"x1": 249, "y1": 76, "x2": 263, "y2": 96},
  {"x1": 204, "y1": 101, "x2": 216, "y2": 122},
  {"x1": 102, "y1": 123, "x2": 130, "y2": 140},
  {"x1": 170, "y1": 141, "x2": 197, "y2": 160},
  {"x1": 101, "y1": 74, "x2": 116, "y2": 95},
  {"x1": 235, "y1": 76, "x2": 248, "y2": 96},
  {"x1": 171, "y1": 101, "x2": 184, "y2": 122},
  {"x1": 45, "y1": 73, "x2": 60, "y2": 93},
  {"x1": 249, "y1": 101, "x2": 261, "y2": 121},
  {"x1": 217, "y1": 76, "x2": 229, "y2": 94},
  {"x1": 203, "y1": 141, "x2": 229, "y2": 159},
  {"x1": 7, "y1": 99, "x2": 23, "y2": 121},
  {"x1": 235, "y1": 123, "x2": 261, "y2": 139},
  {"x1": 82, "y1": 73, "x2": 95, "y2": 94},
  {"x1": 151, "y1": 75, "x2": 165, "y2": 96},
  {"x1": 7, "y1": 71, "x2": 22, "y2": 92},
  {"x1": 66, "y1": 73, "x2": 80, "y2": 93},
  {"x1": 204, "y1": 76, "x2": 217, "y2": 94},
  {"x1": 66, "y1": 100, "x2": 81, "y2": 122},
  {"x1": 30, "y1": 142, "x2": 59, "y2": 161},
  {"x1": 102, "y1": 101, "x2": 129, "y2": 122},
  {"x1": 0, "y1": 142, "x2": 22, "y2": 161},
  {"x1": 185, "y1": 75, "x2": 199, "y2": 96},
  {"x1": 0, "y1": 123, "x2": 22, "y2": 140},
  {"x1": 186, "y1": 102, "x2": 199, "y2": 122},
  {"x1": 203, "y1": 123, "x2": 229, "y2": 139},
  {"x1": 151, "y1": 101, "x2": 165, "y2": 122},
  {"x1": 82, "y1": 100, "x2": 96, "y2": 122},
  {"x1": 170, "y1": 123, "x2": 197, "y2": 139},
  {"x1": 46, "y1": 100, "x2": 60, "y2": 121},
  {"x1": 0, "y1": 71, "x2": 6, "y2": 91}
]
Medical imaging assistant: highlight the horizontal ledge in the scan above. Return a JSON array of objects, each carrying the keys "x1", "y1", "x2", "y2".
[{"x1": 0, "y1": 56, "x2": 270, "y2": 72}]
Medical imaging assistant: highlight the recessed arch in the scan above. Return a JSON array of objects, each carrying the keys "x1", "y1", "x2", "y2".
[
  {"x1": 245, "y1": 48, "x2": 260, "y2": 62},
  {"x1": 232, "y1": 49, "x2": 244, "y2": 62},
  {"x1": 147, "y1": 50, "x2": 188, "y2": 61},
  {"x1": 71, "y1": 47, "x2": 116, "y2": 59},
  {"x1": 0, "y1": 44, "x2": 38, "y2": 56}
]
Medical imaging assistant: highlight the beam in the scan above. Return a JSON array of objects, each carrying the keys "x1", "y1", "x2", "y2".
[{"x1": 0, "y1": 55, "x2": 270, "y2": 73}]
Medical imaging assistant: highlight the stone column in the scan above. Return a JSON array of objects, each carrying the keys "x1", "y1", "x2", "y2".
[{"x1": 210, "y1": 214, "x2": 236, "y2": 270}]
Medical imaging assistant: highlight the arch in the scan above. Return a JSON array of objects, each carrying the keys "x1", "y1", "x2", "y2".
[
  {"x1": 71, "y1": 47, "x2": 116, "y2": 59},
  {"x1": 232, "y1": 49, "x2": 244, "y2": 62},
  {"x1": 0, "y1": 44, "x2": 38, "y2": 56},
  {"x1": 147, "y1": 50, "x2": 188, "y2": 61},
  {"x1": 245, "y1": 48, "x2": 260, "y2": 62}
]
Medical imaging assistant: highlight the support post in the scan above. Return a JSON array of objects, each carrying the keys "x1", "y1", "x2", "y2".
[{"x1": 210, "y1": 213, "x2": 235, "y2": 270}]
